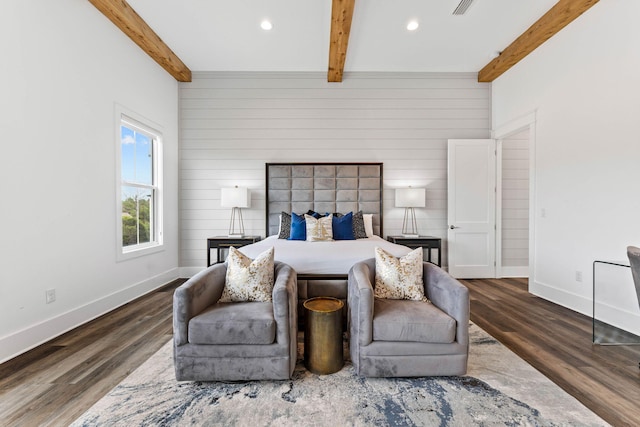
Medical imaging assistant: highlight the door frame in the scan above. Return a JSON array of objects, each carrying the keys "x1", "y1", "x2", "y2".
[{"x1": 492, "y1": 111, "x2": 537, "y2": 281}]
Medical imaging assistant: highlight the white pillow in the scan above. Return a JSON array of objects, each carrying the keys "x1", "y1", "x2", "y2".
[
  {"x1": 305, "y1": 214, "x2": 333, "y2": 241},
  {"x1": 374, "y1": 246, "x2": 428, "y2": 301},
  {"x1": 219, "y1": 246, "x2": 274, "y2": 302},
  {"x1": 363, "y1": 214, "x2": 374, "y2": 237}
]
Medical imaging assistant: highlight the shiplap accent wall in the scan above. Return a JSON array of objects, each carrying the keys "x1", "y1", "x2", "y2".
[
  {"x1": 501, "y1": 129, "x2": 529, "y2": 273},
  {"x1": 179, "y1": 72, "x2": 491, "y2": 270}
]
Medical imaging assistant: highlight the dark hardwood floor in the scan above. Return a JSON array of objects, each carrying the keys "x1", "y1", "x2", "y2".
[
  {"x1": 0, "y1": 279, "x2": 185, "y2": 427},
  {"x1": 0, "y1": 277, "x2": 638, "y2": 426},
  {"x1": 461, "y1": 277, "x2": 640, "y2": 427}
]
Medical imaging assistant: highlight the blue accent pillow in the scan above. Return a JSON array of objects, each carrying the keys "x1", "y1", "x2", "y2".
[
  {"x1": 288, "y1": 212, "x2": 307, "y2": 240},
  {"x1": 332, "y1": 211, "x2": 355, "y2": 240}
]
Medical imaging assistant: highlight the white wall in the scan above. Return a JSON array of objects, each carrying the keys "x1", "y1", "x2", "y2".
[
  {"x1": 179, "y1": 72, "x2": 491, "y2": 274},
  {"x1": 0, "y1": 1, "x2": 180, "y2": 362},
  {"x1": 492, "y1": 0, "x2": 640, "y2": 333}
]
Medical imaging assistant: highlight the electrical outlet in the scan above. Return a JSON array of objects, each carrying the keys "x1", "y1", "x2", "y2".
[
  {"x1": 575, "y1": 271, "x2": 583, "y2": 282},
  {"x1": 46, "y1": 289, "x2": 56, "y2": 304}
]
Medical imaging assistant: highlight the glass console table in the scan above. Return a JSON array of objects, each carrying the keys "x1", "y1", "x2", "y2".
[{"x1": 592, "y1": 260, "x2": 640, "y2": 345}]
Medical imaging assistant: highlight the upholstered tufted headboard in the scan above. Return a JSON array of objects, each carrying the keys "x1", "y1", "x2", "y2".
[{"x1": 265, "y1": 163, "x2": 383, "y2": 237}]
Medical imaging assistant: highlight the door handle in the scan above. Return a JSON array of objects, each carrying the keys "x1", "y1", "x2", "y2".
[{"x1": 450, "y1": 225, "x2": 459, "y2": 229}]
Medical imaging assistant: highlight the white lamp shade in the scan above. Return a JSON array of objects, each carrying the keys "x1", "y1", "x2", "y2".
[
  {"x1": 221, "y1": 187, "x2": 250, "y2": 208},
  {"x1": 395, "y1": 188, "x2": 425, "y2": 208}
]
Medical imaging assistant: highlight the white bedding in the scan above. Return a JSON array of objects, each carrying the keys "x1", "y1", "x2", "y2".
[{"x1": 238, "y1": 235, "x2": 412, "y2": 275}]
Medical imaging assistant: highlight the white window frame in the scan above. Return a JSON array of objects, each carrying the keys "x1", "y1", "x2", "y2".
[{"x1": 115, "y1": 105, "x2": 164, "y2": 261}]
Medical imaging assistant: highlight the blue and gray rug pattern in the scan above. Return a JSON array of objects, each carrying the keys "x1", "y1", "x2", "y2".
[{"x1": 71, "y1": 325, "x2": 608, "y2": 427}]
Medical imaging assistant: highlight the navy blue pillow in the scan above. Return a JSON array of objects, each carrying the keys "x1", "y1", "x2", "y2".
[
  {"x1": 288, "y1": 212, "x2": 307, "y2": 240},
  {"x1": 306, "y1": 209, "x2": 323, "y2": 219},
  {"x1": 332, "y1": 211, "x2": 355, "y2": 240}
]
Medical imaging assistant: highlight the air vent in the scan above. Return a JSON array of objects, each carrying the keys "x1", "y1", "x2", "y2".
[{"x1": 453, "y1": 0, "x2": 475, "y2": 15}]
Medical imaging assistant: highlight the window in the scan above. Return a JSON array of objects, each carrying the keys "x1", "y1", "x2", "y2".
[{"x1": 116, "y1": 109, "x2": 163, "y2": 259}]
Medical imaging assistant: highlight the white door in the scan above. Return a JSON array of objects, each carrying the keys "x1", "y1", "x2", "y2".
[{"x1": 447, "y1": 139, "x2": 496, "y2": 278}]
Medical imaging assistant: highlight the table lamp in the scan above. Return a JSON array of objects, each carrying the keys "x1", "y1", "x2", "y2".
[
  {"x1": 395, "y1": 187, "x2": 425, "y2": 237},
  {"x1": 221, "y1": 186, "x2": 250, "y2": 237}
]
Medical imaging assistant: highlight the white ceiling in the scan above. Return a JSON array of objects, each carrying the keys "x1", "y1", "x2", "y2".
[{"x1": 126, "y1": 0, "x2": 558, "y2": 73}]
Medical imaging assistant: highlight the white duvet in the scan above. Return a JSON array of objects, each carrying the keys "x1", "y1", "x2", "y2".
[{"x1": 238, "y1": 235, "x2": 412, "y2": 275}]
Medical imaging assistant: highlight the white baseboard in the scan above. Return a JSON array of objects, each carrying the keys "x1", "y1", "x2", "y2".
[
  {"x1": 0, "y1": 268, "x2": 180, "y2": 364},
  {"x1": 529, "y1": 279, "x2": 592, "y2": 317},
  {"x1": 531, "y1": 279, "x2": 640, "y2": 336},
  {"x1": 594, "y1": 300, "x2": 640, "y2": 336},
  {"x1": 500, "y1": 266, "x2": 529, "y2": 278}
]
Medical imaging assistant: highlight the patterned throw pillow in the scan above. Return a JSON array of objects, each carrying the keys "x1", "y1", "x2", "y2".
[
  {"x1": 305, "y1": 214, "x2": 333, "y2": 241},
  {"x1": 374, "y1": 246, "x2": 428, "y2": 301},
  {"x1": 278, "y1": 212, "x2": 291, "y2": 239},
  {"x1": 352, "y1": 211, "x2": 367, "y2": 239},
  {"x1": 219, "y1": 246, "x2": 274, "y2": 302}
]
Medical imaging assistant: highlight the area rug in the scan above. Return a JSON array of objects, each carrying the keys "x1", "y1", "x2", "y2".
[{"x1": 71, "y1": 324, "x2": 608, "y2": 426}]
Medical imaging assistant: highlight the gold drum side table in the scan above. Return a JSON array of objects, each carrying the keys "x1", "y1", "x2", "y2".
[{"x1": 303, "y1": 297, "x2": 344, "y2": 374}]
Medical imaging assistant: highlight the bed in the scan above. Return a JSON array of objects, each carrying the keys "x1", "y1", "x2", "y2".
[
  {"x1": 239, "y1": 163, "x2": 412, "y2": 305},
  {"x1": 241, "y1": 235, "x2": 412, "y2": 277}
]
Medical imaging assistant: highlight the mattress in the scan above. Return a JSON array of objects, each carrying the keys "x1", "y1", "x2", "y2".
[{"x1": 239, "y1": 235, "x2": 412, "y2": 275}]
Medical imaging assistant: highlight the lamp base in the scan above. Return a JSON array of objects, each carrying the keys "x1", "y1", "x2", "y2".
[
  {"x1": 227, "y1": 207, "x2": 245, "y2": 238},
  {"x1": 401, "y1": 207, "x2": 420, "y2": 238}
]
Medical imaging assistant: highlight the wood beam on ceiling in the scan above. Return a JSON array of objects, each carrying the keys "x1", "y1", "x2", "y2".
[
  {"x1": 328, "y1": 0, "x2": 355, "y2": 83},
  {"x1": 88, "y1": 0, "x2": 192, "y2": 82},
  {"x1": 478, "y1": 0, "x2": 599, "y2": 83}
]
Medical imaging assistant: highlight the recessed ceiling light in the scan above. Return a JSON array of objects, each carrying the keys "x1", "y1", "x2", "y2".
[
  {"x1": 407, "y1": 20, "x2": 419, "y2": 31},
  {"x1": 260, "y1": 20, "x2": 273, "y2": 31}
]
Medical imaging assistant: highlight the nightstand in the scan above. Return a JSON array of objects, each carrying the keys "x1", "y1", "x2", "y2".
[
  {"x1": 387, "y1": 235, "x2": 442, "y2": 267},
  {"x1": 207, "y1": 236, "x2": 262, "y2": 266}
]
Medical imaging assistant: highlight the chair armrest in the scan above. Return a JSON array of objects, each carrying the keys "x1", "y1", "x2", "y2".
[
  {"x1": 423, "y1": 263, "x2": 470, "y2": 346},
  {"x1": 272, "y1": 262, "x2": 297, "y2": 345},
  {"x1": 348, "y1": 261, "x2": 375, "y2": 346},
  {"x1": 173, "y1": 263, "x2": 227, "y2": 346}
]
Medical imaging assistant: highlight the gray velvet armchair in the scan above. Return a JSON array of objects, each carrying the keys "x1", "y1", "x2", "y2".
[
  {"x1": 173, "y1": 261, "x2": 297, "y2": 381},
  {"x1": 348, "y1": 258, "x2": 469, "y2": 377}
]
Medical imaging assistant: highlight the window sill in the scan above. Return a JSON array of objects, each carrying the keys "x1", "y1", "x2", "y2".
[{"x1": 117, "y1": 242, "x2": 164, "y2": 262}]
